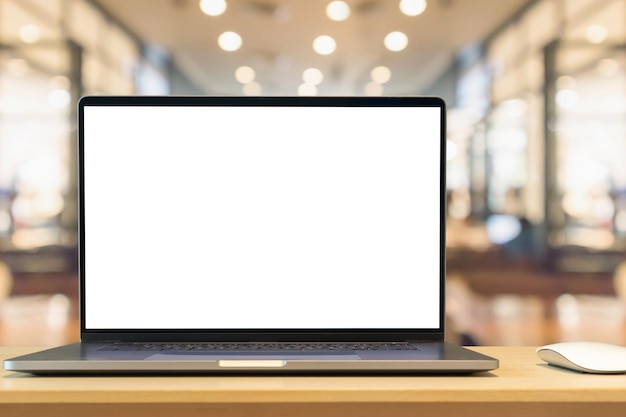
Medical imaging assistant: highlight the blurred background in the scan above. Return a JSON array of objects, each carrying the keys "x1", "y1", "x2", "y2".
[{"x1": 1, "y1": 0, "x2": 626, "y2": 346}]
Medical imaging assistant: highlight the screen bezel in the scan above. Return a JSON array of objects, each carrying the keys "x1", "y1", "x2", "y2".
[{"x1": 77, "y1": 95, "x2": 447, "y2": 343}]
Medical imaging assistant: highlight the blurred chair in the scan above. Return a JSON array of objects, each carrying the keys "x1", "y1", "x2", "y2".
[
  {"x1": 0, "y1": 260, "x2": 71, "y2": 346},
  {"x1": 0, "y1": 294, "x2": 71, "y2": 346}
]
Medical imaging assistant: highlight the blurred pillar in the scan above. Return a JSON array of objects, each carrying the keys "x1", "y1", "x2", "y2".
[
  {"x1": 61, "y1": 39, "x2": 83, "y2": 254},
  {"x1": 542, "y1": 40, "x2": 559, "y2": 270}
]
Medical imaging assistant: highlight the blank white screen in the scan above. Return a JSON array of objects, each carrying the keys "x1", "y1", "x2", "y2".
[{"x1": 83, "y1": 105, "x2": 442, "y2": 329}]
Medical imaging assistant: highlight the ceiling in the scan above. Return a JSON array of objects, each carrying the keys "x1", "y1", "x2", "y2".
[{"x1": 94, "y1": 0, "x2": 533, "y2": 96}]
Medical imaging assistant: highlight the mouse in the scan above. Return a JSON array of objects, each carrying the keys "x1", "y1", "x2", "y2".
[{"x1": 536, "y1": 342, "x2": 626, "y2": 374}]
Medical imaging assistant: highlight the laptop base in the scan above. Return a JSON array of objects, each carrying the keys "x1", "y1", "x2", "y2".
[{"x1": 4, "y1": 342, "x2": 498, "y2": 375}]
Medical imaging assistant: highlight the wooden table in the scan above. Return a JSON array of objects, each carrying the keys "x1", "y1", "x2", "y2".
[{"x1": 1, "y1": 346, "x2": 625, "y2": 417}]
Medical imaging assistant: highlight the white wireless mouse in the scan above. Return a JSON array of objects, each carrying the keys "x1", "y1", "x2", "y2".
[{"x1": 536, "y1": 342, "x2": 626, "y2": 374}]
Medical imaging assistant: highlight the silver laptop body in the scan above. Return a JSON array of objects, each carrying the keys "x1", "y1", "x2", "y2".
[{"x1": 4, "y1": 96, "x2": 497, "y2": 374}]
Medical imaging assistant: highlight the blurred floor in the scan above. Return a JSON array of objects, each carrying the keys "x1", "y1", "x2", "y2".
[
  {"x1": 446, "y1": 275, "x2": 626, "y2": 346},
  {"x1": 445, "y1": 218, "x2": 626, "y2": 345}
]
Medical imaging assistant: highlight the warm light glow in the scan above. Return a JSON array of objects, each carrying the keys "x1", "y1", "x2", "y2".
[
  {"x1": 199, "y1": 0, "x2": 227, "y2": 16},
  {"x1": 48, "y1": 90, "x2": 71, "y2": 108},
  {"x1": 370, "y1": 66, "x2": 391, "y2": 84},
  {"x1": 562, "y1": 192, "x2": 589, "y2": 219},
  {"x1": 35, "y1": 192, "x2": 65, "y2": 219},
  {"x1": 399, "y1": 0, "x2": 427, "y2": 16},
  {"x1": 384, "y1": 31, "x2": 408, "y2": 51},
  {"x1": 563, "y1": 159, "x2": 609, "y2": 191},
  {"x1": 235, "y1": 66, "x2": 255, "y2": 83},
  {"x1": 303, "y1": 68, "x2": 323, "y2": 85},
  {"x1": 585, "y1": 24, "x2": 608, "y2": 44},
  {"x1": 19, "y1": 24, "x2": 40, "y2": 44},
  {"x1": 498, "y1": 98, "x2": 527, "y2": 118},
  {"x1": 326, "y1": 1, "x2": 350, "y2": 21},
  {"x1": 556, "y1": 89, "x2": 578, "y2": 109},
  {"x1": 18, "y1": 158, "x2": 64, "y2": 191},
  {"x1": 298, "y1": 83, "x2": 317, "y2": 96},
  {"x1": 218, "y1": 31, "x2": 242, "y2": 51},
  {"x1": 313, "y1": 35, "x2": 336, "y2": 55}
]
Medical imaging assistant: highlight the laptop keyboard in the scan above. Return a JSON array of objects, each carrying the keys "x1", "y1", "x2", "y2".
[{"x1": 98, "y1": 342, "x2": 419, "y2": 352}]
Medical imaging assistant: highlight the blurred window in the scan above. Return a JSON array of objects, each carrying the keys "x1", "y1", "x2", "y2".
[{"x1": 0, "y1": 0, "x2": 149, "y2": 272}]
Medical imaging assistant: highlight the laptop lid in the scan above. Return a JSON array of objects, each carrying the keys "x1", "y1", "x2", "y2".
[{"x1": 78, "y1": 96, "x2": 446, "y2": 344}]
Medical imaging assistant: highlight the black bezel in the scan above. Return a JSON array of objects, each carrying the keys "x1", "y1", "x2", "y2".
[{"x1": 78, "y1": 95, "x2": 446, "y2": 343}]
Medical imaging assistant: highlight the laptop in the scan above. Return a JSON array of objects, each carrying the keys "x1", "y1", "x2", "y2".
[{"x1": 4, "y1": 95, "x2": 498, "y2": 374}]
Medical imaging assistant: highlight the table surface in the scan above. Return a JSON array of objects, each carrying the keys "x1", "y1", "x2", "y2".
[{"x1": 1, "y1": 346, "x2": 626, "y2": 417}]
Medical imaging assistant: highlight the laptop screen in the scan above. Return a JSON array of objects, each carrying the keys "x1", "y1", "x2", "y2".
[{"x1": 80, "y1": 97, "x2": 444, "y2": 333}]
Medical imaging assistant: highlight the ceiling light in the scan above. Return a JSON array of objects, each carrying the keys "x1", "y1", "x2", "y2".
[
  {"x1": 199, "y1": 0, "x2": 227, "y2": 16},
  {"x1": 235, "y1": 66, "x2": 255, "y2": 83},
  {"x1": 298, "y1": 84, "x2": 317, "y2": 96},
  {"x1": 555, "y1": 89, "x2": 578, "y2": 109},
  {"x1": 399, "y1": 0, "x2": 427, "y2": 16},
  {"x1": 48, "y1": 89, "x2": 71, "y2": 108},
  {"x1": 19, "y1": 24, "x2": 40, "y2": 44},
  {"x1": 498, "y1": 98, "x2": 527, "y2": 118},
  {"x1": 313, "y1": 35, "x2": 337, "y2": 55},
  {"x1": 218, "y1": 31, "x2": 242, "y2": 51},
  {"x1": 326, "y1": 1, "x2": 350, "y2": 21},
  {"x1": 384, "y1": 31, "x2": 408, "y2": 52},
  {"x1": 303, "y1": 68, "x2": 323, "y2": 85},
  {"x1": 365, "y1": 82, "x2": 383, "y2": 96},
  {"x1": 585, "y1": 24, "x2": 608, "y2": 44},
  {"x1": 243, "y1": 82, "x2": 262, "y2": 96},
  {"x1": 313, "y1": 35, "x2": 336, "y2": 55},
  {"x1": 371, "y1": 66, "x2": 391, "y2": 84}
]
